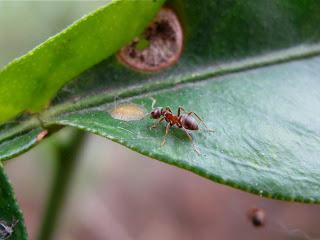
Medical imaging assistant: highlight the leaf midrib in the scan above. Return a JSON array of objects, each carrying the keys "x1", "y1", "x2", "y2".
[{"x1": 1, "y1": 43, "x2": 320, "y2": 142}]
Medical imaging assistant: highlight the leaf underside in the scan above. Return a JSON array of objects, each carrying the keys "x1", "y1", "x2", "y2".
[{"x1": 1, "y1": 0, "x2": 320, "y2": 203}]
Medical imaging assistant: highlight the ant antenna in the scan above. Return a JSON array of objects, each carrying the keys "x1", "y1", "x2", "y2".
[
  {"x1": 150, "y1": 97, "x2": 157, "y2": 109},
  {"x1": 141, "y1": 97, "x2": 157, "y2": 119},
  {"x1": 143, "y1": 112, "x2": 151, "y2": 119}
]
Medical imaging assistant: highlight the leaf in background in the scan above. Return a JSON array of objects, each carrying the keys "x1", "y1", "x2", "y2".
[
  {"x1": 1, "y1": 0, "x2": 320, "y2": 203},
  {"x1": 0, "y1": 128, "x2": 42, "y2": 162},
  {"x1": 0, "y1": 165, "x2": 28, "y2": 240},
  {"x1": 0, "y1": 0, "x2": 164, "y2": 123}
]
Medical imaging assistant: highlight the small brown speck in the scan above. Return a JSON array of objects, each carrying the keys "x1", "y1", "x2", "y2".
[
  {"x1": 247, "y1": 208, "x2": 266, "y2": 227},
  {"x1": 36, "y1": 130, "x2": 48, "y2": 142}
]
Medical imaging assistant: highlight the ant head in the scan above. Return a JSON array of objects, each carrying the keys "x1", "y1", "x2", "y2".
[{"x1": 150, "y1": 107, "x2": 163, "y2": 119}]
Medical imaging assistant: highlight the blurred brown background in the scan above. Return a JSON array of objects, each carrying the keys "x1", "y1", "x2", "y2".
[{"x1": 1, "y1": 2, "x2": 320, "y2": 240}]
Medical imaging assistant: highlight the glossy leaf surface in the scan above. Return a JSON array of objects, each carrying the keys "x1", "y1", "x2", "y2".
[{"x1": 50, "y1": 56, "x2": 320, "y2": 203}]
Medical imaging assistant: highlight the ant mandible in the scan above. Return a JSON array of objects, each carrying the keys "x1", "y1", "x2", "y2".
[{"x1": 148, "y1": 98, "x2": 214, "y2": 154}]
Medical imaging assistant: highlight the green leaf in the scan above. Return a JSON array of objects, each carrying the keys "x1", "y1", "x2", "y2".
[
  {"x1": 0, "y1": 128, "x2": 42, "y2": 162},
  {"x1": 0, "y1": 0, "x2": 164, "y2": 123},
  {"x1": 2, "y1": 0, "x2": 320, "y2": 203},
  {"x1": 0, "y1": 165, "x2": 28, "y2": 240},
  {"x1": 49, "y1": 55, "x2": 320, "y2": 203}
]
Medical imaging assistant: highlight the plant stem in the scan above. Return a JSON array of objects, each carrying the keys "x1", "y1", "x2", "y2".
[{"x1": 37, "y1": 128, "x2": 86, "y2": 240}]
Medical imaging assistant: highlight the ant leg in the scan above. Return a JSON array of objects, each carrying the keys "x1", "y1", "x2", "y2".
[
  {"x1": 178, "y1": 107, "x2": 214, "y2": 132},
  {"x1": 177, "y1": 106, "x2": 186, "y2": 117},
  {"x1": 161, "y1": 123, "x2": 171, "y2": 146},
  {"x1": 188, "y1": 112, "x2": 214, "y2": 132},
  {"x1": 182, "y1": 128, "x2": 201, "y2": 155},
  {"x1": 165, "y1": 106, "x2": 173, "y2": 113},
  {"x1": 150, "y1": 117, "x2": 164, "y2": 129}
]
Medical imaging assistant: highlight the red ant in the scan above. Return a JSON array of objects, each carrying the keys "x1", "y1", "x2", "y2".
[{"x1": 149, "y1": 98, "x2": 213, "y2": 154}]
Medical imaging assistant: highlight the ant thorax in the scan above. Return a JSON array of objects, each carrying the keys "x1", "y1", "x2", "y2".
[
  {"x1": 164, "y1": 111, "x2": 180, "y2": 126},
  {"x1": 163, "y1": 110, "x2": 172, "y2": 118}
]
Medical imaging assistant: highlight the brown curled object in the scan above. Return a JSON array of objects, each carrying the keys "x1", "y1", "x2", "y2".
[
  {"x1": 36, "y1": 130, "x2": 48, "y2": 142},
  {"x1": 247, "y1": 208, "x2": 266, "y2": 227},
  {"x1": 117, "y1": 8, "x2": 183, "y2": 72}
]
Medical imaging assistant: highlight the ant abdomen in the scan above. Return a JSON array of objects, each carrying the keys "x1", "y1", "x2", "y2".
[{"x1": 180, "y1": 114, "x2": 199, "y2": 130}]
